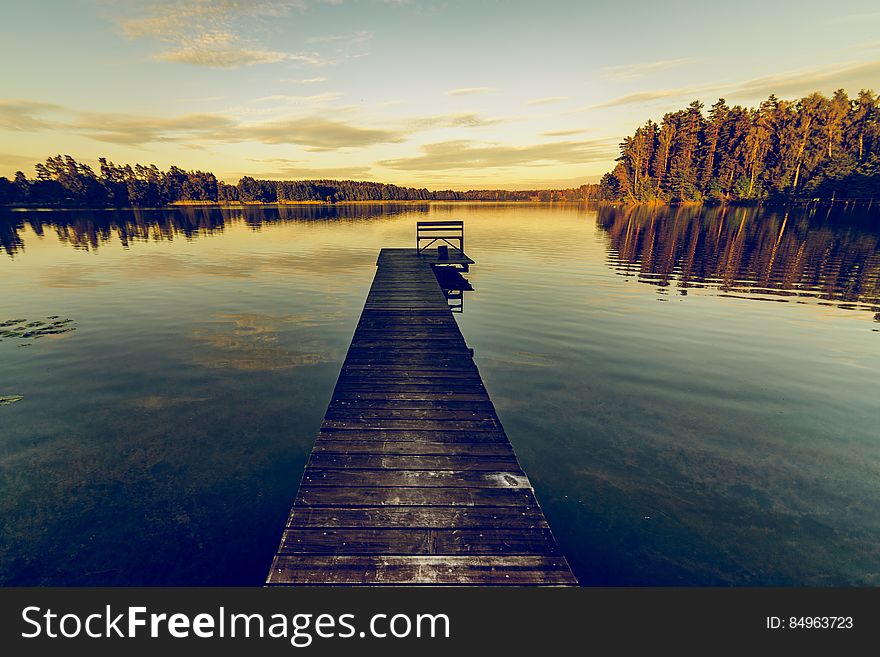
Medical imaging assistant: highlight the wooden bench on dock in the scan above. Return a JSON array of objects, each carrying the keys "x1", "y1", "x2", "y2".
[
  {"x1": 266, "y1": 242, "x2": 576, "y2": 586},
  {"x1": 416, "y1": 220, "x2": 464, "y2": 255}
]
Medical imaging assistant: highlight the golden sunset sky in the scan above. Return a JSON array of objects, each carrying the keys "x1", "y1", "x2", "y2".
[{"x1": 1, "y1": 0, "x2": 879, "y2": 189}]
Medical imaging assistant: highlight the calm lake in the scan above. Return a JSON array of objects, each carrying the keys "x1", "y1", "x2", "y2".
[{"x1": 1, "y1": 202, "x2": 878, "y2": 586}]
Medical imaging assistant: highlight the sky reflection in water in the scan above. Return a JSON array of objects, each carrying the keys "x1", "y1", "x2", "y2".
[{"x1": 1, "y1": 203, "x2": 878, "y2": 585}]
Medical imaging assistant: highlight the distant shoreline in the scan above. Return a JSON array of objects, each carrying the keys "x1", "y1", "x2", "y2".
[
  {"x1": 2, "y1": 198, "x2": 876, "y2": 212},
  {"x1": 0, "y1": 199, "x2": 596, "y2": 211}
]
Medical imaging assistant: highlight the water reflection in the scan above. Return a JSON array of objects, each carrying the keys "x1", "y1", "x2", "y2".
[
  {"x1": 597, "y1": 204, "x2": 880, "y2": 321},
  {"x1": 2, "y1": 203, "x2": 879, "y2": 586},
  {"x1": 0, "y1": 203, "x2": 429, "y2": 256}
]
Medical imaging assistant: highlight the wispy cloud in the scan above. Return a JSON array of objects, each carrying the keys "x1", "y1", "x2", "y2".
[
  {"x1": 527, "y1": 96, "x2": 568, "y2": 106},
  {"x1": 154, "y1": 33, "x2": 295, "y2": 67},
  {"x1": 590, "y1": 87, "x2": 702, "y2": 109},
  {"x1": 542, "y1": 129, "x2": 586, "y2": 137},
  {"x1": 378, "y1": 138, "x2": 616, "y2": 171},
  {"x1": 602, "y1": 58, "x2": 692, "y2": 81},
  {"x1": 121, "y1": 0, "x2": 305, "y2": 38},
  {"x1": 294, "y1": 77, "x2": 329, "y2": 84},
  {"x1": 0, "y1": 100, "x2": 63, "y2": 131},
  {"x1": 590, "y1": 60, "x2": 880, "y2": 110},
  {"x1": 445, "y1": 87, "x2": 497, "y2": 96},
  {"x1": 118, "y1": 0, "x2": 329, "y2": 68},
  {"x1": 408, "y1": 112, "x2": 507, "y2": 130},
  {"x1": 307, "y1": 30, "x2": 372, "y2": 44},
  {"x1": 5, "y1": 99, "x2": 402, "y2": 149},
  {"x1": 731, "y1": 60, "x2": 880, "y2": 98},
  {"x1": 227, "y1": 116, "x2": 402, "y2": 149},
  {"x1": 250, "y1": 92, "x2": 345, "y2": 104},
  {"x1": 70, "y1": 111, "x2": 234, "y2": 145}
]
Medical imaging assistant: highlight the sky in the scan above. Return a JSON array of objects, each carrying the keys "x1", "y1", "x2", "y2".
[{"x1": 1, "y1": 0, "x2": 879, "y2": 189}]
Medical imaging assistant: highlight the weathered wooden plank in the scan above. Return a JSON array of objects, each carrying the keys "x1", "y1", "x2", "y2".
[
  {"x1": 287, "y1": 506, "x2": 548, "y2": 529},
  {"x1": 343, "y1": 358, "x2": 476, "y2": 366},
  {"x1": 311, "y1": 441, "x2": 515, "y2": 456},
  {"x1": 301, "y1": 469, "x2": 531, "y2": 489},
  {"x1": 267, "y1": 555, "x2": 577, "y2": 586},
  {"x1": 335, "y1": 373, "x2": 484, "y2": 383},
  {"x1": 307, "y1": 452, "x2": 520, "y2": 470},
  {"x1": 329, "y1": 399, "x2": 494, "y2": 411},
  {"x1": 316, "y1": 429, "x2": 507, "y2": 443},
  {"x1": 324, "y1": 409, "x2": 495, "y2": 422},
  {"x1": 295, "y1": 486, "x2": 538, "y2": 507},
  {"x1": 340, "y1": 351, "x2": 480, "y2": 362},
  {"x1": 331, "y1": 392, "x2": 490, "y2": 402},
  {"x1": 349, "y1": 340, "x2": 468, "y2": 350},
  {"x1": 344, "y1": 359, "x2": 476, "y2": 369},
  {"x1": 356, "y1": 317, "x2": 457, "y2": 326},
  {"x1": 321, "y1": 419, "x2": 499, "y2": 431},
  {"x1": 333, "y1": 384, "x2": 487, "y2": 393},
  {"x1": 279, "y1": 528, "x2": 560, "y2": 555}
]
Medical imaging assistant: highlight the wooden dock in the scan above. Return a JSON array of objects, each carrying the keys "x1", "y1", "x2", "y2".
[{"x1": 266, "y1": 247, "x2": 576, "y2": 586}]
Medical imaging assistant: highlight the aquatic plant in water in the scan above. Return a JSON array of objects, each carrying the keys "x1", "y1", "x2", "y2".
[{"x1": 0, "y1": 317, "x2": 76, "y2": 344}]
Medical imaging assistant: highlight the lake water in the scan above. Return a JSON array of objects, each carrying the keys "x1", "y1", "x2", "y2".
[{"x1": 1, "y1": 202, "x2": 878, "y2": 586}]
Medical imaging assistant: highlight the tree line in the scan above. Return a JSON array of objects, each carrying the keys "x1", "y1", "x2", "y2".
[
  {"x1": 0, "y1": 155, "x2": 597, "y2": 207},
  {"x1": 599, "y1": 89, "x2": 880, "y2": 203}
]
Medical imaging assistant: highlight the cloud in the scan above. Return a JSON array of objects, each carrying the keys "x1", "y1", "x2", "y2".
[
  {"x1": 590, "y1": 87, "x2": 703, "y2": 109},
  {"x1": 2, "y1": 92, "x2": 403, "y2": 149},
  {"x1": 378, "y1": 138, "x2": 616, "y2": 171},
  {"x1": 226, "y1": 116, "x2": 403, "y2": 149},
  {"x1": 590, "y1": 60, "x2": 880, "y2": 110},
  {"x1": 2, "y1": 97, "x2": 491, "y2": 150},
  {"x1": 602, "y1": 58, "x2": 692, "y2": 81},
  {"x1": 284, "y1": 77, "x2": 329, "y2": 84},
  {"x1": 527, "y1": 96, "x2": 568, "y2": 106},
  {"x1": 155, "y1": 34, "x2": 293, "y2": 67},
  {"x1": 445, "y1": 87, "x2": 497, "y2": 96},
  {"x1": 542, "y1": 129, "x2": 586, "y2": 137},
  {"x1": 408, "y1": 112, "x2": 506, "y2": 130},
  {"x1": 731, "y1": 60, "x2": 880, "y2": 98},
  {"x1": 120, "y1": 0, "x2": 306, "y2": 39},
  {"x1": 251, "y1": 92, "x2": 344, "y2": 104},
  {"x1": 0, "y1": 100, "x2": 63, "y2": 131},
  {"x1": 69, "y1": 111, "x2": 234, "y2": 145},
  {"x1": 118, "y1": 0, "x2": 324, "y2": 68},
  {"x1": 307, "y1": 30, "x2": 372, "y2": 44}
]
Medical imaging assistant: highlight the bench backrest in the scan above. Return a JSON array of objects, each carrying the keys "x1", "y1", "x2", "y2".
[{"x1": 416, "y1": 220, "x2": 464, "y2": 253}]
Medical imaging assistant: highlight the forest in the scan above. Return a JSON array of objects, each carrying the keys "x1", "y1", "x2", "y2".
[
  {"x1": 598, "y1": 89, "x2": 880, "y2": 203},
  {"x1": 0, "y1": 155, "x2": 596, "y2": 207}
]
